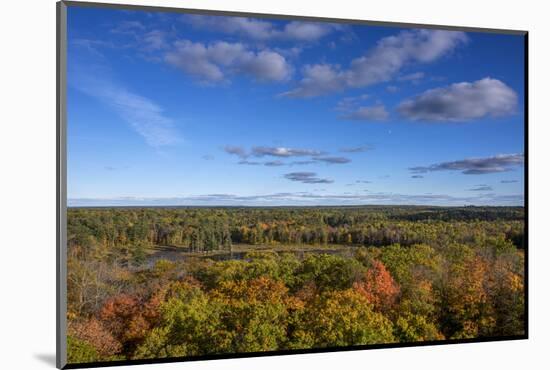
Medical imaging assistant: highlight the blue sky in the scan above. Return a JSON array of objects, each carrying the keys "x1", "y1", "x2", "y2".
[{"x1": 66, "y1": 6, "x2": 525, "y2": 207}]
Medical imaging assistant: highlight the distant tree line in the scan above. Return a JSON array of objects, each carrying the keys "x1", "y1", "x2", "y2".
[{"x1": 67, "y1": 207, "x2": 525, "y2": 258}]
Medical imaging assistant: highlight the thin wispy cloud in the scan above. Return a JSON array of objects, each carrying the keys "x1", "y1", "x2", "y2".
[
  {"x1": 69, "y1": 63, "x2": 181, "y2": 147},
  {"x1": 69, "y1": 190, "x2": 523, "y2": 207},
  {"x1": 238, "y1": 160, "x2": 261, "y2": 166},
  {"x1": 340, "y1": 145, "x2": 373, "y2": 153},
  {"x1": 335, "y1": 94, "x2": 370, "y2": 111},
  {"x1": 398, "y1": 71, "x2": 425, "y2": 82},
  {"x1": 104, "y1": 166, "x2": 129, "y2": 171},
  {"x1": 284, "y1": 172, "x2": 334, "y2": 184},
  {"x1": 410, "y1": 153, "x2": 524, "y2": 175},
  {"x1": 340, "y1": 104, "x2": 389, "y2": 121},
  {"x1": 224, "y1": 146, "x2": 352, "y2": 166},
  {"x1": 501, "y1": 180, "x2": 519, "y2": 184},
  {"x1": 224, "y1": 145, "x2": 248, "y2": 158},
  {"x1": 142, "y1": 30, "x2": 169, "y2": 51},
  {"x1": 290, "y1": 160, "x2": 316, "y2": 166},
  {"x1": 110, "y1": 20, "x2": 145, "y2": 35},
  {"x1": 71, "y1": 39, "x2": 116, "y2": 58},
  {"x1": 108, "y1": 18, "x2": 173, "y2": 53},
  {"x1": 281, "y1": 29, "x2": 467, "y2": 97},
  {"x1": 313, "y1": 156, "x2": 351, "y2": 164},
  {"x1": 386, "y1": 85, "x2": 399, "y2": 93},
  {"x1": 468, "y1": 184, "x2": 493, "y2": 191},
  {"x1": 264, "y1": 160, "x2": 285, "y2": 167},
  {"x1": 398, "y1": 78, "x2": 518, "y2": 122},
  {"x1": 250, "y1": 146, "x2": 324, "y2": 157}
]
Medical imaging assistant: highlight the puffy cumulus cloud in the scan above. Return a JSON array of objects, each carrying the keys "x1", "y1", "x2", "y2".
[
  {"x1": 182, "y1": 15, "x2": 340, "y2": 42},
  {"x1": 410, "y1": 153, "x2": 524, "y2": 175},
  {"x1": 397, "y1": 78, "x2": 518, "y2": 122},
  {"x1": 341, "y1": 104, "x2": 389, "y2": 121},
  {"x1": 281, "y1": 29, "x2": 467, "y2": 97},
  {"x1": 165, "y1": 40, "x2": 292, "y2": 83},
  {"x1": 283, "y1": 21, "x2": 337, "y2": 41},
  {"x1": 281, "y1": 64, "x2": 346, "y2": 98},
  {"x1": 251, "y1": 146, "x2": 324, "y2": 157},
  {"x1": 284, "y1": 172, "x2": 334, "y2": 184}
]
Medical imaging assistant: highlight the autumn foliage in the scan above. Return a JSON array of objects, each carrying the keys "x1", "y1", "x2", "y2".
[
  {"x1": 353, "y1": 260, "x2": 400, "y2": 312},
  {"x1": 66, "y1": 206, "x2": 525, "y2": 364}
]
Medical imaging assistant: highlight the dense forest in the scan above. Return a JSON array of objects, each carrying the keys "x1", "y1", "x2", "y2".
[{"x1": 66, "y1": 206, "x2": 525, "y2": 364}]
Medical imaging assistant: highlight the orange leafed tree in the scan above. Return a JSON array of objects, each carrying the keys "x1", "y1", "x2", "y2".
[{"x1": 353, "y1": 260, "x2": 400, "y2": 312}]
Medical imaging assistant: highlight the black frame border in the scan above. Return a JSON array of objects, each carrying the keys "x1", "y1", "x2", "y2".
[{"x1": 57, "y1": 1, "x2": 529, "y2": 369}]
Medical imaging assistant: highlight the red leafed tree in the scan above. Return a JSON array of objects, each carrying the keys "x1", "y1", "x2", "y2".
[
  {"x1": 353, "y1": 260, "x2": 400, "y2": 312},
  {"x1": 68, "y1": 317, "x2": 122, "y2": 357},
  {"x1": 99, "y1": 294, "x2": 149, "y2": 352}
]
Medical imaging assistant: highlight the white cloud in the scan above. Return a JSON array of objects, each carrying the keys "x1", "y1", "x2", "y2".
[
  {"x1": 339, "y1": 145, "x2": 373, "y2": 153},
  {"x1": 469, "y1": 185, "x2": 493, "y2": 191},
  {"x1": 410, "y1": 153, "x2": 524, "y2": 175},
  {"x1": 165, "y1": 40, "x2": 292, "y2": 83},
  {"x1": 70, "y1": 66, "x2": 180, "y2": 147},
  {"x1": 280, "y1": 63, "x2": 345, "y2": 98},
  {"x1": 110, "y1": 20, "x2": 145, "y2": 35},
  {"x1": 251, "y1": 146, "x2": 324, "y2": 157},
  {"x1": 182, "y1": 15, "x2": 339, "y2": 42},
  {"x1": 313, "y1": 156, "x2": 351, "y2": 164},
  {"x1": 69, "y1": 191, "x2": 524, "y2": 207},
  {"x1": 281, "y1": 29, "x2": 467, "y2": 97},
  {"x1": 398, "y1": 77, "x2": 518, "y2": 122},
  {"x1": 284, "y1": 172, "x2": 334, "y2": 184},
  {"x1": 224, "y1": 145, "x2": 248, "y2": 158},
  {"x1": 398, "y1": 71, "x2": 425, "y2": 82},
  {"x1": 335, "y1": 94, "x2": 370, "y2": 111},
  {"x1": 282, "y1": 21, "x2": 335, "y2": 41},
  {"x1": 142, "y1": 30, "x2": 168, "y2": 51},
  {"x1": 341, "y1": 104, "x2": 389, "y2": 121}
]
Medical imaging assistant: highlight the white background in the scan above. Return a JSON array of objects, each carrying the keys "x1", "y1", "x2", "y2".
[{"x1": 1, "y1": 0, "x2": 548, "y2": 368}]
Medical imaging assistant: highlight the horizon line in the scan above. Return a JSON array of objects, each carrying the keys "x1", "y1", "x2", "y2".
[{"x1": 67, "y1": 204, "x2": 525, "y2": 209}]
